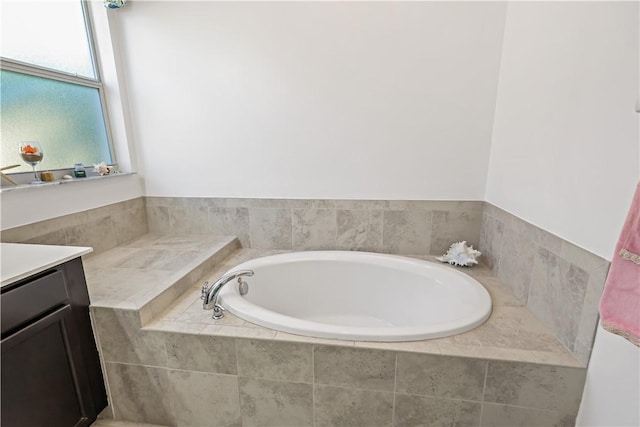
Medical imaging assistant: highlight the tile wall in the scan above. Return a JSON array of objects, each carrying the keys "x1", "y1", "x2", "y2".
[
  {"x1": 480, "y1": 204, "x2": 609, "y2": 364},
  {"x1": 0, "y1": 198, "x2": 148, "y2": 255},
  {"x1": 145, "y1": 197, "x2": 484, "y2": 255},
  {"x1": 1, "y1": 196, "x2": 609, "y2": 364},
  {"x1": 92, "y1": 307, "x2": 586, "y2": 427}
]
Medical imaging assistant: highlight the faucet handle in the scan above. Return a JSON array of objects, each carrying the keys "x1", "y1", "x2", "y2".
[{"x1": 201, "y1": 281, "x2": 210, "y2": 300}]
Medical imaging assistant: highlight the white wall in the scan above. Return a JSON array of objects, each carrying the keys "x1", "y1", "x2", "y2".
[
  {"x1": 485, "y1": 1, "x2": 639, "y2": 259},
  {"x1": 0, "y1": 174, "x2": 143, "y2": 229},
  {"x1": 485, "y1": 2, "x2": 639, "y2": 426},
  {"x1": 112, "y1": 1, "x2": 507, "y2": 200}
]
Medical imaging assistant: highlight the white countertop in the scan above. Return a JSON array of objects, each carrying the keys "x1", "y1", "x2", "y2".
[{"x1": 1, "y1": 243, "x2": 93, "y2": 287}]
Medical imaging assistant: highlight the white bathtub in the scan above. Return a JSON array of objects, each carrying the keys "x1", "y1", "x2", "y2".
[{"x1": 218, "y1": 251, "x2": 492, "y2": 341}]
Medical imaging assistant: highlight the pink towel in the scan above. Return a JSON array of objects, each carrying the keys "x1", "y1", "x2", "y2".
[{"x1": 599, "y1": 182, "x2": 640, "y2": 347}]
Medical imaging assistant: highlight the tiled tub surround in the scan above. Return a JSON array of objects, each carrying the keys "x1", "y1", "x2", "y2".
[
  {"x1": 480, "y1": 204, "x2": 610, "y2": 364},
  {"x1": 1, "y1": 196, "x2": 609, "y2": 365},
  {"x1": 144, "y1": 197, "x2": 483, "y2": 255},
  {"x1": 0, "y1": 197, "x2": 148, "y2": 255},
  {"x1": 91, "y1": 248, "x2": 586, "y2": 427},
  {"x1": 0, "y1": 196, "x2": 605, "y2": 424},
  {"x1": 145, "y1": 196, "x2": 608, "y2": 363}
]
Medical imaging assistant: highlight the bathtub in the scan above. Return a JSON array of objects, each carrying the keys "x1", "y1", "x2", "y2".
[{"x1": 218, "y1": 251, "x2": 492, "y2": 341}]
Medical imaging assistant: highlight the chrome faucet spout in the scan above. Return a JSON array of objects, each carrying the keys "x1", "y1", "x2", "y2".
[{"x1": 201, "y1": 270, "x2": 254, "y2": 319}]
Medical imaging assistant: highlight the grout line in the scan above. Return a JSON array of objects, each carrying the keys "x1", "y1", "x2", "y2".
[
  {"x1": 234, "y1": 337, "x2": 243, "y2": 426},
  {"x1": 392, "y1": 353, "x2": 398, "y2": 426},
  {"x1": 479, "y1": 360, "x2": 489, "y2": 424},
  {"x1": 311, "y1": 344, "x2": 316, "y2": 427}
]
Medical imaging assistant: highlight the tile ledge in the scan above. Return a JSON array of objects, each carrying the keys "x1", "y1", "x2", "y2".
[{"x1": 0, "y1": 171, "x2": 137, "y2": 193}]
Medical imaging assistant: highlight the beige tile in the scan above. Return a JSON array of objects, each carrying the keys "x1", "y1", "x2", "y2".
[
  {"x1": 484, "y1": 361, "x2": 586, "y2": 414},
  {"x1": 91, "y1": 420, "x2": 167, "y2": 427},
  {"x1": 449, "y1": 305, "x2": 564, "y2": 352},
  {"x1": 314, "y1": 385, "x2": 393, "y2": 427},
  {"x1": 147, "y1": 234, "x2": 226, "y2": 251},
  {"x1": 331, "y1": 199, "x2": 391, "y2": 210},
  {"x1": 353, "y1": 339, "x2": 440, "y2": 354},
  {"x1": 287, "y1": 199, "x2": 336, "y2": 209},
  {"x1": 479, "y1": 213, "x2": 504, "y2": 271},
  {"x1": 394, "y1": 393, "x2": 481, "y2": 427},
  {"x1": 249, "y1": 208, "x2": 292, "y2": 249},
  {"x1": 314, "y1": 346, "x2": 395, "y2": 392},
  {"x1": 382, "y1": 210, "x2": 432, "y2": 255},
  {"x1": 112, "y1": 205, "x2": 149, "y2": 246},
  {"x1": 236, "y1": 339, "x2": 312, "y2": 382},
  {"x1": 508, "y1": 216, "x2": 561, "y2": 254},
  {"x1": 292, "y1": 208, "x2": 336, "y2": 250},
  {"x1": 496, "y1": 230, "x2": 535, "y2": 304},
  {"x1": 560, "y1": 240, "x2": 609, "y2": 274},
  {"x1": 145, "y1": 205, "x2": 171, "y2": 234},
  {"x1": 165, "y1": 332, "x2": 236, "y2": 374},
  {"x1": 92, "y1": 308, "x2": 166, "y2": 366},
  {"x1": 209, "y1": 207, "x2": 251, "y2": 247},
  {"x1": 431, "y1": 210, "x2": 482, "y2": 256},
  {"x1": 65, "y1": 215, "x2": 119, "y2": 254},
  {"x1": 201, "y1": 324, "x2": 277, "y2": 339},
  {"x1": 396, "y1": 353, "x2": 486, "y2": 400},
  {"x1": 482, "y1": 203, "x2": 512, "y2": 226},
  {"x1": 335, "y1": 209, "x2": 384, "y2": 251},
  {"x1": 481, "y1": 403, "x2": 575, "y2": 427},
  {"x1": 21, "y1": 229, "x2": 67, "y2": 246},
  {"x1": 167, "y1": 369, "x2": 241, "y2": 427},
  {"x1": 83, "y1": 248, "x2": 142, "y2": 270},
  {"x1": 85, "y1": 268, "x2": 168, "y2": 304},
  {"x1": 274, "y1": 331, "x2": 356, "y2": 346},
  {"x1": 574, "y1": 262, "x2": 610, "y2": 364},
  {"x1": 528, "y1": 248, "x2": 589, "y2": 351},
  {"x1": 479, "y1": 278, "x2": 523, "y2": 307},
  {"x1": 238, "y1": 377, "x2": 313, "y2": 427},
  {"x1": 177, "y1": 299, "x2": 245, "y2": 325},
  {"x1": 105, "y1": 363, "x2": 173, "y2": 425},
  {"x1": 154, "y1": 288, "x2": 200, "y2": 321},
  {"x1": 143, "y1": 320, "x2": 206, "y2": 335},
  {"x1": 168, "y1": 206, "x2": 210, "y2": 234}
]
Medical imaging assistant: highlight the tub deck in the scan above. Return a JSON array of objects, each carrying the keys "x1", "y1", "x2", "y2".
[
  {"x1": 84, "y1": 235, "x2": 582, "y2": 368},
  {"x1": 85, "y1": 234, "x2": 586, "y2": 426}
]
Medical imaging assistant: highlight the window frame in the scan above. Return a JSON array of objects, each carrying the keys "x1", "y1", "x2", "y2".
[{"x1": 0, "y1": 0, "x2": 117, "y2": 174}]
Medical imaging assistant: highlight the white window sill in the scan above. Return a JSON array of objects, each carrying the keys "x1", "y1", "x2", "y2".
[{"x1": 0, "y1": 171, "x2": 137, "y2": 194}]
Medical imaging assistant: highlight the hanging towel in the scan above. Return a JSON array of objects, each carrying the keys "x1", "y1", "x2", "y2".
[{"x1": 599, "y1": 182, "x2": 640, "y2": 347}]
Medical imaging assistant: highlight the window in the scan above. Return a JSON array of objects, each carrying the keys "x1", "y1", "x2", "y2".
[{"x1": 1, "y1": 1, "x2": 114, "y2": 174}]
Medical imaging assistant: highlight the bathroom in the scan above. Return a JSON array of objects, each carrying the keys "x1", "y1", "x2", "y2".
[{"x1": 0, "y1": 1, "x2": 638, "y2": 426}]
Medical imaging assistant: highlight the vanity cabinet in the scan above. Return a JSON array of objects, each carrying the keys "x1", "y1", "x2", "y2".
[{"x1": 1, "y1": 257, "x2": 107, "y2": 427}]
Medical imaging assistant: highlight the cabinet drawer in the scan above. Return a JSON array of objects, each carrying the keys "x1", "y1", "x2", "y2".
[{"x1": 1, "y1": 270, "x2": 69, "y2": 335}]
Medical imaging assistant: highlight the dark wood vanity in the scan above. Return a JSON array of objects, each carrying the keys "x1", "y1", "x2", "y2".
[{"x1": 1, "y1": 253, "x2": 107, "y2": 427}]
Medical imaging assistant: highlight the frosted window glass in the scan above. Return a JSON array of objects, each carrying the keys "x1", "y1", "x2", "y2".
[
  {"x1": 1, "y1": 1, "x2": 95, "y2": 79},
  {"x1": 1, "y1": 70, "x2": 112, "y2": 173}
]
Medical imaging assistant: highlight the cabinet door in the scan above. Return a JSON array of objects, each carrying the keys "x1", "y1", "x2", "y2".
[{"x1": 1, "y1": 305, "x2": 92, "y2": 427}]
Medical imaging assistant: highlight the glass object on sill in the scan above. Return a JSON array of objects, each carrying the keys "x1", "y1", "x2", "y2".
[
  {"x1": 104, "y1": 0, "x2": 126, "y2": 9},
  {"x1": 18, "y1": 141, "x2": 44, "y2": 184},
  {"x1": 74, "y1": 163, "x2": 87, "y2": 178},
  {"x1": 1, "y1": 70, "x2": 112, "y2": 174}
]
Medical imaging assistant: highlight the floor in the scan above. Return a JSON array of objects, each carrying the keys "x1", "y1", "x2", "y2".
[{"x1": 92, "y1": 420, "x2": 166, "y2": 427}]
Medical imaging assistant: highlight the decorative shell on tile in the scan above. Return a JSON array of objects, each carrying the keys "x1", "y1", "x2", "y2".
[
  {"x1": 93, "y1": 161, "x2": 113, "y2": 176},
  {"x1": 436, "y1": 241, "x2": 481, "y2": 267}
]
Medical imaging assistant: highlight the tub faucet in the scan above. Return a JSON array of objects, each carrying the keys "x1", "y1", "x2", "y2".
[{"x1": 201, "y1": 270, "x2": 254, "y2": 319}]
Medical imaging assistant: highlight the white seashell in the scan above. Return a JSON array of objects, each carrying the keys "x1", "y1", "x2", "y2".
[
  {"x1": 436, "y1": 241, "x2": 481, "y2": 267},
  {"x1": 93, "y1": 161, "x2": 112, "y2": 176}
]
